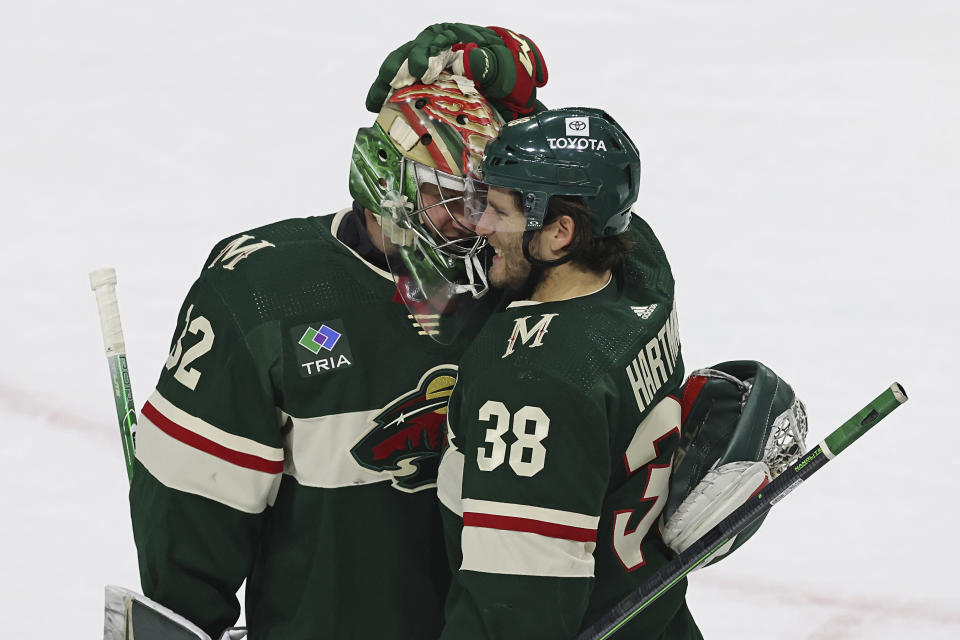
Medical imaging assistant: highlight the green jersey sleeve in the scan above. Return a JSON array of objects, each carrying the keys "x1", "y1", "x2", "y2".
[
  {"x1": 130, "y1": 272, "x2": 284, "y2": 637},
  {"x1": 441, "y1": 373, "x2": 612, "y2": 640}
]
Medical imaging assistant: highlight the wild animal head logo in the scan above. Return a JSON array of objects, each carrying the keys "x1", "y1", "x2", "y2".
[{"x1": 350, "y1": 365, "x2": 457, "y2": 492}]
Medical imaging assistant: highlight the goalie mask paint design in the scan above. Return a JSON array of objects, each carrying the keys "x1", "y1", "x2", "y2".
[
  {"x1": 350, "y1": 75, "x2": 504, "y2": 263},
  {"x1": 351, "y1": 75, "x2": 506, "y2": 343},
  {"x1": 350, "y1": 365, "x2": 457, "y2": 492}
]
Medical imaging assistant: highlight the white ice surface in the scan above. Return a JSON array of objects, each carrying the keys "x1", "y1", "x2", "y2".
[{"x1": 1, "y1": 1, "x2": 957, "y2": 637}]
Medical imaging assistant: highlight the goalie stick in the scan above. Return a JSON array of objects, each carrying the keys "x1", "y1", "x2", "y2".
[
  {"x1": 91, "y1": 269, "x2": 250, "y2": 640},
  {"x1": 577, "y1": 383, "x2": 909, "y2": 640},
  {"x1": 90, "y1": 267, "x2": 138, "y2": 484}
]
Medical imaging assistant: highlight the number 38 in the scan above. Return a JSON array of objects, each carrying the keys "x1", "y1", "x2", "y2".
[{"x1": 476, "y1": 401, "x2": 549, "y2": 477}]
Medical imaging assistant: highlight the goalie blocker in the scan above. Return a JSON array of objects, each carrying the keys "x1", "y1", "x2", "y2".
[{"x1": 662, "y1": 360, "x2": 808, "y2": 566}]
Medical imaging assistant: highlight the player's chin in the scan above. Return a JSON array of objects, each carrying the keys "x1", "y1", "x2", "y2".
[
  {"x1": 487, "y1": 262, "x2": 505, "y2": 286},
  {"x1": 490, "y1": 264, "x2": 526, "y2": 293}
]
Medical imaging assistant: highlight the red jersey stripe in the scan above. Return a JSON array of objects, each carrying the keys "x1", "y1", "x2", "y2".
[
  {"x1": 142, "y1": 402, "x2": 284, "y2": 474},
  {"x1": 463, "y1": 512, "x2": 597, "y2": 543}
]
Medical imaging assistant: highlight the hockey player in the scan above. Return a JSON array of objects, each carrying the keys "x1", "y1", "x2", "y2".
[
  {"x1": 437, "y1": 108, "x2": 703, "y2": 638},
  {"x1": 127, "y1": 25, "x2": 547, "y2": 639}
]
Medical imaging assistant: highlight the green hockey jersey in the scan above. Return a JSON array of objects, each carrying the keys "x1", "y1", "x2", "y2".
[
  {"x1": 437, "y1": 218, "x2": 702, "y2": 639},
  {"x1": 130, "y1": 208, "x2": 474, "y2": 639}
]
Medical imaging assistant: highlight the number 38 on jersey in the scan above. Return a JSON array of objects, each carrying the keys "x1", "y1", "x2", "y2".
[{"x1": 476, "y1": 401, "x2": 550, "y2": 477}]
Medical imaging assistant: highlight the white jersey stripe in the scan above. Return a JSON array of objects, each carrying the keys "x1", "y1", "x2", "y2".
[
  {"x1": 461, "y1": 498, "x2": 600, "y2": 531},
  {"x1": 437, "y1": 447, "x2": 465, "y2": 516},
  {"x1": 461, "y1": 526, "x2": 596, "y2": 578},
  {"x1": 136, "y1": 412, "x2": 282, "y2": 514},
  {"x1": 280, "y1": 407, "x2": 391, "y2": 488},
  {"x1": 147, "y1": 391, "x2": 283, "y2": 462}
]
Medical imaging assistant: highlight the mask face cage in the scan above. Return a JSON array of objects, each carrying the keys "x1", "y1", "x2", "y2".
[
  {"x1": 379, "y1": 158, "x2": 493, "y2": 309},
  {"x1": 409, "y1": 160, "x2": 486, "y2": 261},
  {"x1": 462, "y1": 174, "x2": 489, "y2": 229}
]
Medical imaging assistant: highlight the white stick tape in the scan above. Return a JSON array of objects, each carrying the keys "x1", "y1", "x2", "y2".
[{"x1": 89, "y1": 267, "x2": 126, "y2": 356}]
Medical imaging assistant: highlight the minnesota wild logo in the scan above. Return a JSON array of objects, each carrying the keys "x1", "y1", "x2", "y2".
[{"x1": 350, "y1": 365, "x2": 457, "y2": 492}]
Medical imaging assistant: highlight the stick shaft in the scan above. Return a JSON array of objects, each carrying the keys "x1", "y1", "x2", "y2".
[
  {"x1": 90, "y1": 268, "x2": 138, "y2": 484},
  {"x1": 106, "y1": 354, "x2": 137, "y2": 483},
  {"x1": 577, "y1": 383, "x2": 908, "y2": 640}
]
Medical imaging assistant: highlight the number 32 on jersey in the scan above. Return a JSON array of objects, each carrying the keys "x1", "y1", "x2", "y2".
[{"x1": 165, "y1": 303, "x2": 215, "y2": 391}]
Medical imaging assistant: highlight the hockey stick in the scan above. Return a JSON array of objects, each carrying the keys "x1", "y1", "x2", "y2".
[
  {"x1": 577, "y1": 382, "x2": 908, "y2": 640},
  {"x1": 90, "y1": 267, "x2": 138, "y2": 484}
]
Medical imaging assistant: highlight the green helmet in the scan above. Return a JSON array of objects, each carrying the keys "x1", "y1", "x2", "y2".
[{"x1": 476, "y1": 107, "x2": 641, "y2": 237}]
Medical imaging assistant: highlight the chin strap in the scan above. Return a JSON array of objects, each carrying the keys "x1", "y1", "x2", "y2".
[
  {"x1": 452, "y1": 251, "x2": 491, "y2": 298},
  {"x1": 514, "y1": 230, "x2": 576, "y2": 300},
  {"x1": 521, "y1": 229, "x2": 572, "y2": 268}
]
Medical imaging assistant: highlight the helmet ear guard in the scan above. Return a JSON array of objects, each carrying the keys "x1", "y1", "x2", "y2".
[{"x1": 522, "y1": 191, "x2": 549, "y2": 231}]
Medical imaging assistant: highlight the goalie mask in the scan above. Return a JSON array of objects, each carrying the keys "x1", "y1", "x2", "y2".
[{"x1": 349, "y1": 74, "x2": 505, "y2": 342}]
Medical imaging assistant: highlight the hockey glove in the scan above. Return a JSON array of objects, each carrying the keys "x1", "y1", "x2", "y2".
[
  {"x1": 661, "y1": 361, "x2": 808, "y2": 567},
  {"x1": 365, "y1": 22, "x2": 549, "y2": 120}
]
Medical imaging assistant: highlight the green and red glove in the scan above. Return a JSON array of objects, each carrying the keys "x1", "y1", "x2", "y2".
[{"x1": 365, "y1": 23, "x2": 549, "y2": 121}]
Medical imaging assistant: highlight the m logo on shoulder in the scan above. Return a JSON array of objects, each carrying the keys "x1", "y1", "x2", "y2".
[
  {"x1": 208, "y1": 234, "x2": 275, "y2": 270},
  {"x1": 503, "y1": 313, "x2": 559, "y2": 358},
  {"x1": 565, "y1": 117, "x2": 590, "y2": 137}
]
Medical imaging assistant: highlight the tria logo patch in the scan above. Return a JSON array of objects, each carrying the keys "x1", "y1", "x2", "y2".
[
  {"x1": 350, "y1": 365, "x2": 458, "y2": 492},
  {"x1": 290, "y1": 320, "x2": 354, "y2": 377},
  {"x1": 207, "y1": 234, "x2": 275, "y2": 270},
  {"x1": 298, "y1": 325, "x2": 341, "y2": 354},
  {"x1": 565, "y1": 116, "x2": 590, "y2": 137},
  {"x1": 503, "y1": 313, "x2": 559, "y2": 358}
]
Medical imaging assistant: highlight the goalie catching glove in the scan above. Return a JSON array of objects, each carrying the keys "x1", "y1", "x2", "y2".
[
  {"x1": 661, "y1": 361, "x2": 808, "y2": 567},
  {"x1": 365, "y1": 22, "x2": 548, "y2": 120}
]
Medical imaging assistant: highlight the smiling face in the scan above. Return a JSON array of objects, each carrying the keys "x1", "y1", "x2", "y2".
[
  {"x1": 475, "y1": 186, "x2": 533, "y2": 292},
  {"x1": 418, "y1": 181, "x2": 473, "y2": 244}
]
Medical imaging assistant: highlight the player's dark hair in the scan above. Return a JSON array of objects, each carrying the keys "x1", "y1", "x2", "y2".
[{"x1": 512, "y1": 191, "x2": 634, "y2": 273}]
